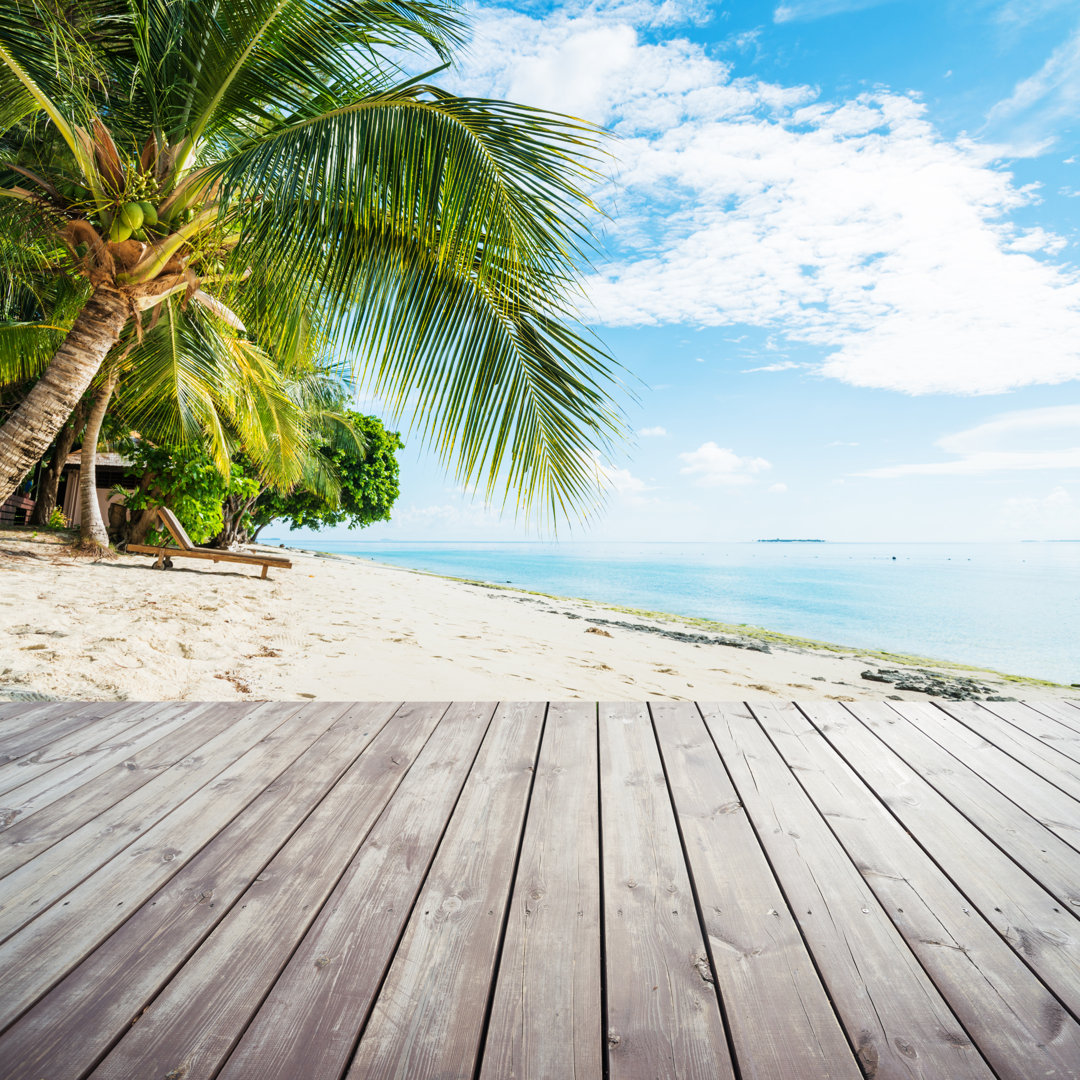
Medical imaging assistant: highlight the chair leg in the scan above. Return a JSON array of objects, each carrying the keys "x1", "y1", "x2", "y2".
[{"x1": 261, "y1": 564, "x2": 268, "y2": 580}]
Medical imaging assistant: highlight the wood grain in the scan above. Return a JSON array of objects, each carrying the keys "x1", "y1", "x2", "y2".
[
  {"x1": 90, "y1": 701, "x2": 442, "y2": 1080},
  {"x1": 217, "y1": 701, "x2": 498, "y2": 1080},
  {"x1": 764, "y1": 701, "x2": 1080, "y2": 1080},
  {"x1": 0, "y1": 701, "x2": 340, "y2": 1029},
  {"x1": 652, "y1": 701, "x2": 859, "y2": 1080},
  {"x1": 0, "y1": 701, "x2": 238, "y2": 880},
  {"x1": 702, "y1": 701, "x2": 994, "y2": 1080},
  {"x1": 480, "y1": 701, "x2": 603, "y2": 1080},
  {"x1": 937, "y1": 701, "x2": 1080, "y2": 804},
  {"x1": 599, "y1": 702, "x2": 735, "y2": 1080},
  {"x1": 888, "y1": 700, "x2": 1080, "y2": 850},
  {"x1": 344, "y1": 702, "x2": 544, "y2": 1080},
  {"x1": 0, "y1": 702, "x2": 403, "y2": 1078},
  {"x1": 805, "y1": 700, "x2": 1080, "y2": 1017}
]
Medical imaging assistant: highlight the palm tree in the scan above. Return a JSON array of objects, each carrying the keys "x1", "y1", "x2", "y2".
[{"x1": 0, "y1": 0, "x2": 622, "y2": 531}]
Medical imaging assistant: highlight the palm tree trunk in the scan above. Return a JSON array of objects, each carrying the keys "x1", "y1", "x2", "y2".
[
  {"x1": 29, "y1": 402, "x2": 86, "y2": 527},
  {"x1": 0, "y1": 287, "x2": 130, "y2": 506},
  {"x1": 78, "y1": 372, "x2": 118, "y2": 552}
]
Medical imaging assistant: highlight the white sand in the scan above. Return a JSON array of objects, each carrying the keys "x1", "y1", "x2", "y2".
[{"x1": 1, "y1": 529, "x2": 1073, "y2": 703}]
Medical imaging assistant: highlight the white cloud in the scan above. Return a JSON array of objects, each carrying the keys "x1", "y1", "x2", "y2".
[
  {"x1": 601, "y1": 463, "x2": 651, "y2": 493},
  {"x1": 449, "y1": 4, "x2": 1080, "y2": 396},
  {"x1": 861, "y1": 450, "x2": 1080, "y2": 478},
  {"x1": 743, "y1": 360, "x2": 802, "y2": 372},
  {"x1": 857, "y1": 404, "x2": 1080, "y2": 477},
  {"x1": 768, "y1": 482, "x2": 788, "y2": 492},
  {"x1": 638, "y1": 425, "x2": 668, "y2": 436},
  {"x1": 774, "y1": 0, "x2": 896, "y2": 22},
  {"x1": 679, "y1": 442, "x2": 772, "y2": 485},
  {"x1": 986, "y1": 22, "x2": 1080, "y2": 148}
]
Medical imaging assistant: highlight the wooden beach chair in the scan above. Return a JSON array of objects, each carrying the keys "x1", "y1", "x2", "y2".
[{"x1": 127, "y1": 506, "x2": 292, "y2": 580}]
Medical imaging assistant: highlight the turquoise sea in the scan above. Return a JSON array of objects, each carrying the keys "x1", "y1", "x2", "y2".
[{"x1": 267, "y1": 540, "x2": 1080, "y2": 685}]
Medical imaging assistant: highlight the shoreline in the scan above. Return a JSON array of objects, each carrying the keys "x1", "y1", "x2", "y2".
[
  {"x1": 282, "y1": 543, "x2": 1069, "y2": 688},
  {"x1": 1, "y1": 527, "x2": 1076, "y2": 703}
]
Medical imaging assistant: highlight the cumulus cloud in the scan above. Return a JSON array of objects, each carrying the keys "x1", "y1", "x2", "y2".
[
  {"x1": 857, "y1": 404, "x2": 1080, "y2": 476},
  {"x1": 638, "y1": 425, "x2": 668, "y2": 436},
  {"x1": 448, "y1": 3, "x2": 1080, "y2": 396},
  {"x1": 679, "y1": 442, "x2": 772, "y2": 485}
]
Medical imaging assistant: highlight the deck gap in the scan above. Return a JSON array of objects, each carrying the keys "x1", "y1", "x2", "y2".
[
  {"x1": 336, "y1": 703, "x2": 500, "y2": 1080},
  {"x1": 471, "y1": 704, "x2": 548, "y2": 1080},
  {"x1": 595, "y1": 702, "x2": 611, "y2": 1080},
  {"x1": 816, "y1": 702, "x2": 1080, "y2": 1030},
  {"x1": 649, "y1": 703, "x2": 743, "y2": 1080}
]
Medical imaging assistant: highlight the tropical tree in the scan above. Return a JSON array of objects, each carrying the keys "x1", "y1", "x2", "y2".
[
  {"x1": 0, "y1": 0, "x2": 623, "y2": 530},
  {"x1": 242, "y1": 411, "x2": 401, "y2": 542}
]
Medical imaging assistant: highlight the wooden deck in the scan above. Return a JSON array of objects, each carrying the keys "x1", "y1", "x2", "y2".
[{"x1": 1, "y1": 699, "x2": 1079, "y2": 1079}]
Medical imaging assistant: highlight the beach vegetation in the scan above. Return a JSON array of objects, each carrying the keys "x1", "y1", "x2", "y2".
[
  {"x1": 0, "y1": 0, "x2": 623, "y2": 544},
  {"x1": 247, "y1": 413, "x2": 401, "y2": 541},
  {"x1": 111, "y1": 408, "x2": 400, "y2": 548}
]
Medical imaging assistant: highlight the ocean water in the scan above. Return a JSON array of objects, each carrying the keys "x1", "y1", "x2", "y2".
[{"x1": 270, "y1": 540, "x2": 1080, "y2": 684}]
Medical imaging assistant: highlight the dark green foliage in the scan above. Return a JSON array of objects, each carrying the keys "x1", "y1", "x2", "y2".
[
  {"x1": 251, "y1": 412, "x2": 401, "y2": 535},
  {"x1": 120, "y1": 440, "x2": 259, "y2": 544}
]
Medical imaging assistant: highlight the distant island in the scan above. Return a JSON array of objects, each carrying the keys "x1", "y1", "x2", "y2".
[{"x1": 757, "y1": 538, "x2": 826, "y2": 543}]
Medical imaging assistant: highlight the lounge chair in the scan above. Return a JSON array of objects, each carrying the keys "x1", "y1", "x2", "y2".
[{"x1": 127, "y1": 507, "x2": 292, "y2": 580}]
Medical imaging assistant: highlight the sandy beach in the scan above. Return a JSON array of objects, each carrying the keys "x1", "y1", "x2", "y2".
[{"x1": 1, "y1": 528, "x2": 1074, "y2": 704}]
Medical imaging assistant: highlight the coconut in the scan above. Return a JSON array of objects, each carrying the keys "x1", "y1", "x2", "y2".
[
  {"x1": 108, "y1": 218, "x2": 132, "y2": 243},
  {"x1": 119, "y1": 202, "x2": 144, "y2": 231},
  {"x1": 138, "y1": 201, "x2": 158, "y2": 227}
]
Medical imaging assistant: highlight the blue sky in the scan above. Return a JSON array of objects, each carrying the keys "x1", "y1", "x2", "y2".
[{"x1": 281, "y1": 0, "x2": 1080, "y2": 545}]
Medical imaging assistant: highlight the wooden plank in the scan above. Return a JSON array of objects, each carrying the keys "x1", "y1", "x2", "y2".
[
  {"x1": 599, "y1": 702, "x2": 735, "y2": 1080},
  {"x1": 986, "y1": 701, "x2": 1080, "y2": 763},
  {"x1": 0, "y1": 701, "x2": 234, "y2": 879},
  {"x1": 888, "y1": 700, "x2": 1080, "y2": 850},
  {"x1": 0, "y1": 703, "x2": 40, "y2": 722},
  {"x1": 217, "y1": 702, "x2": 498, "y2": 1080},
  {"x1": 700, "y1": 701, "x2": 995, "y2": 1080},
  {"x1": 0, "y1": 702, "x2": 200, "y2": 823},
  {"x1": 846, "y1": 702, "x2": 1080, "y2": 910},
  {"x1": 480, "y1": 702, "x2": 603, "y2": 1080},
  {"x1": 89, "y1": 701, "x2": 444, "y2": 1080},
  {"x1": 651, "y1": 701, "x2": 860, "y2": 1080},
  {"x1": 0, "y1": 701, "x2": 131, "y2": 762},
  {"x1": 0, "y1": 701, "x2": 262, "y2": 899},
  {"x1": 0, "y1": 702, "x2": 343, "y2": 1030},
  {"x1": 803, "y1": 700, "x2": 1080, "y2": 1017},
  {"x1": 342, "y1": 702, "x2": 544, "y2": 1080},
  {"x1": 0, "y1": 701, "x2": 161, "y2": 798},
  {"x1": 1027, "y1": 700, "x2": 1080, "y2": 733},
  {"x1": 937, "y1": 701, "x2": 1080, "y2": 804},
  {"x1": 1018, "y1": 700, "x2": 1080, "y2": 746},
  {"x1": 759, "y1": 701, "x2": 1080, "y2": 1080},
  {"x1": 0, "y1": 702, "x2": 404, "y2": 1080}
]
